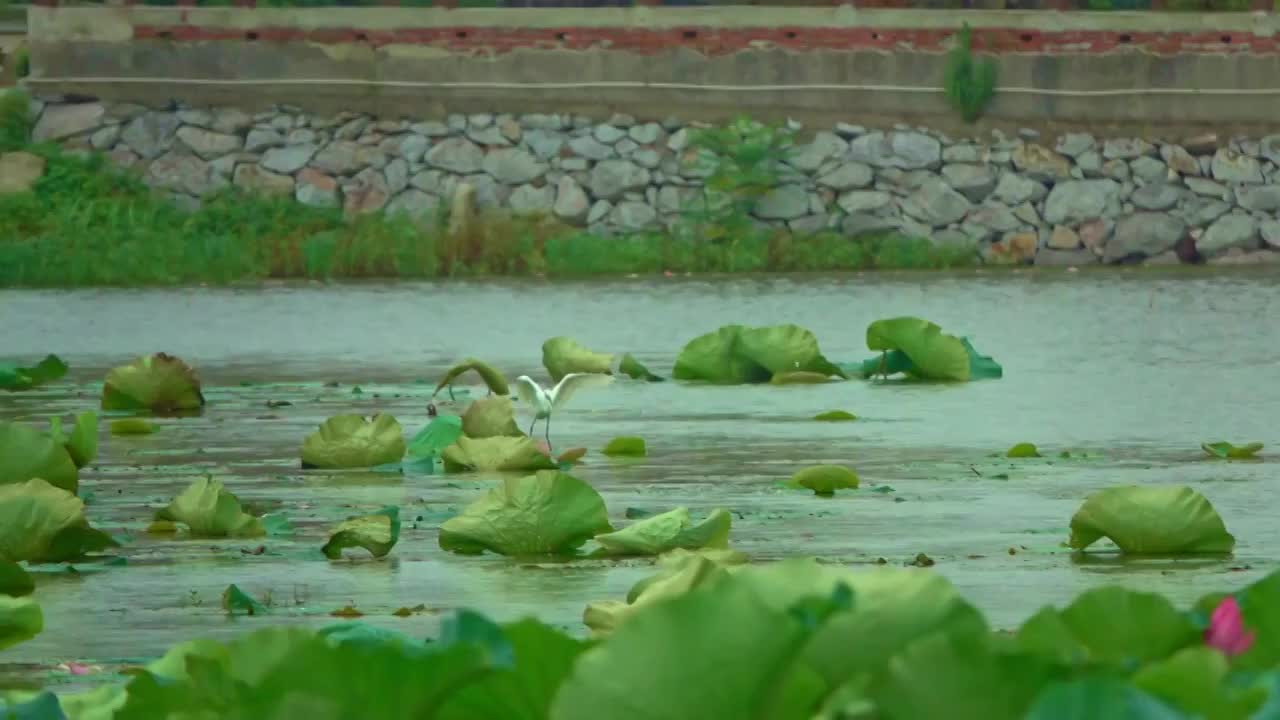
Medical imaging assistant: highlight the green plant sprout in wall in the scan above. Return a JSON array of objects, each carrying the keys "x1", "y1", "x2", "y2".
[
  {"x1": 679, "y1": 116, "x2": 796, "y2": 266},
  {"x1": 944, "y1": 23, "x2": 998, "y2": 124}
]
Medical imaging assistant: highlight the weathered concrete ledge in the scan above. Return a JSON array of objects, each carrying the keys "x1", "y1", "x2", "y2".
[
  {"x1": 24, "y1": 94, "x2": 1280, "y2": 268},
  {"x1": 22, "y1": 7, "x2": 1280, "y2": 132},
  {"x1": 25, "y1": 6, "x2": 1280, "y2": 36}
]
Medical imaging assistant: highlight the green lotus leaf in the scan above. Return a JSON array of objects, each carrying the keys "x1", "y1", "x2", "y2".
[
  {"x1": 109, "y1": 620, "x2": 521, "y2": 719},
  {"x1": 435, "y1": 618, "x2": 588, "y2": 720},
  {"x1": 542, "y1": 337, "x2": 615, "y2": 383},
  {"x1": 1068, "y1": 485, "x2": 1235, "y2": 554},
  {"x1": 602, "y1": 436, "x2": 646, "y2": 457},
  {"x1": 433, "y1": 358, "x2": 510, "y2": 398},
  {"x1": 731, "y1": 560, "x2": 990, "y2": 687},
  {"x1": 441, "y1": 436, "x2": 557, "y2": 473},
  {"x1": 963, "y1": 338, "x2": 1004, "y2": 379},
  {"x1": 866, "y1": 316, "x2": 971, "y2": 382},
  {"x1": 110, "y1": 418, "x2": 157, "y2": 435},
  {"x1": 1201, "y1": 441, "x2": 1263, "y2": 459},
  {"x1": 876, "y1": 629, "x2": 1053, "y2": 720},
  {"x1": 101, "y1": 353, "x2": 205, "y2": 413},
  {"x1": 461, "y1": 396, "x2": 523, "y2": 439},
  {"x1": 770, "y1": 371, "x2": 835, "y2": 385},
  {"x1": 618, "y1": 353, "x2": 664, "y2": 382},
  {"x1": 1008, "y1": 442, "x2": 1041, "y2": 458},
  {"x1": 438, "y1": 471, "x2": 611, "y2": 556},
  {"x1": 406, "y1": 415, "x2": 463, "y2": 462},
  {"x1": 1132, "y1": 646, "x2": 1269, "y2": 718},
  {"x1": 0, "y1": 596, "x2": 42, "y2": 651},
  {"x1": 672, "y1": 324, "x2": 845, "y2": 385},
  {"x1": 594, "y1": 507, "x2": 732, "y2": 557},
  {"x1": 1025, "y1": 677, "x2": 1189, "y2": 720},
  {"x1": 813, "y1": 410, "x2": 857, "y2": 422},
  {"x1": 300, "y1": 414, "x2": 406, "y2": 469},
  {"x1": 553, "y1": 562, "x2": 856, "y2": 720},
  {"x1": 853, "y1": 349, "x2": 917, "y2": 379},
  {"x1": 322, "y1": 506, "x2": 400, "y2": 560},
  {"x1": 0, "y1": 478, "x2": 119, "y2": 563},
  {"x1": 854, "y1": 336, "x2": 1001, "y2": 381},
  {"x1": 0, "y1": 559, "x2": 34, "y2": 597},
  {"x1": 1016, "y1": 586, "x2": 1199, "y2": 667},
  {"x1": 61, "y1": 411, "x2": 98, "y2": 469},
  {"x1": 0, "y1": 354, "x2": 67, "y2": 392},
  {"x1": 788, "y1": 465, "x2": 860, "y2": 496},
  {"x1": 153, "y1": 476, "x2": 265, "y2": 538},
  {"x1": 0, "y1": 420, "x2": 80, "y2": 493},
  {"x1": 222, "y1": 584, "x2": 268, "y2": 616}
]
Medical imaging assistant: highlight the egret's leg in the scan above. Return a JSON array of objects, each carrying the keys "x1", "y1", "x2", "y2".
[
  {"x1": 544, "y1": 414, "x2": 553, "y2": 455},
  {"x1": 528, "y1": 417, "x2": 537, "y2": 437}
]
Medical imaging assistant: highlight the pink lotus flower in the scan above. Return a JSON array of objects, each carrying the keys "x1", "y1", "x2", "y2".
[
  {"x1": 55, "y1": 662, "x2": 100, "y2": 676},
  {"x1": 1205, "y1": 596, "x2": 1255, "y2": 656}
]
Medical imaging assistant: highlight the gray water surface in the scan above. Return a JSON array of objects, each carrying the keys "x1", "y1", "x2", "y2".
[{"x1": 1, "y1": 269, "x2": 1278, "y2": 688}]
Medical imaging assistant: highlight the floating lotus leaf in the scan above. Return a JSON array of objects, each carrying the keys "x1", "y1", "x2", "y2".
[
  {"x1": 1201, "y1": 442, "x2": 1263, "y2": 460},
  {"x1": 0, "y1": 478, "x2": 118, "y2": 563},
  {"x1": 153, "y1": 477, "x2": 265, "y2": 538},
  {"x1": 461, "y1": 396, "x2": 523, "y2": 439},
  {"x1": 441, "y1": 436, "x2": 558, "y2": 473},
  {"x1": 542, "y1": 337, "x2": 614, "y2": 383},
  {"x1": 322, "y1": 506, "x2": 400, "y2": 560},
  {"x1": 672, "y1": 324, "x2": 845, "y2": 385},
  {"x1": 439, "y1": 471, "x2": 611, "y2": 556},
  {"x1": 594, "y1": 507, "x2": 732, "y2": 557},
  {"x1": 1068, "y1": 485, "x2": 1235, "y2": 555},
  {"x1": 789, "y1": 465, "x2": 860, "y2": 496},
  {"x1": 602, "y1": 436, "x2": 646, "y2": 457},
  {"x1": 0, "y1": 354, "x2": 67, "y2": 392},
  {"x1": 619, "y1": 353, "x2": 664, "y2": 382},
  {"x1": 300, "y1": 414, "x2": 406, "y2": 469},
  {"x1": 101, "y1": 353, "x2": 205, "y2": 413}
]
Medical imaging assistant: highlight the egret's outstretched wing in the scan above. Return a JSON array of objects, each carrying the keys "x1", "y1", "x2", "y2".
[
  {"x1": 551, "y1": 373, "x2": 614, "y2": 410},
  {"x1": 513, "y1": 375, "x2": 543, "y2": 411}
]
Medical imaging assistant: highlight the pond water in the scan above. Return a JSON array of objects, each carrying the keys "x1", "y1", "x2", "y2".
[{"x1": 2, "y1": 267, "x2": 1278, "y2": 690}]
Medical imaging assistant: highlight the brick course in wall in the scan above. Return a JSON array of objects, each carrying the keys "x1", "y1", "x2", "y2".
[{"x1": 127, "y1": 24, "x2": 1280, "y2": 55}]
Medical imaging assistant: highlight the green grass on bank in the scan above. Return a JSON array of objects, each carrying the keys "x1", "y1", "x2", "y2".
[{"x1": 0, "y1": 91, "x2": 975, "y2": 287}]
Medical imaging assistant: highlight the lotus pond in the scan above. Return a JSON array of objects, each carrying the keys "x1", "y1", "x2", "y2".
[{"x1": 1, "y1": 269, "x2": 1279, "y2": 718}]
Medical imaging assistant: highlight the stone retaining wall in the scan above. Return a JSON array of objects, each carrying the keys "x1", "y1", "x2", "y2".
[{"x1": 29, "y1": 95, "x2": 1280, "y2": 266}]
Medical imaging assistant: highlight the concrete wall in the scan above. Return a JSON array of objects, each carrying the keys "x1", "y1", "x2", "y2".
[{"x1": 22, "y1": 6, "x2": 1280, "y2": 135}]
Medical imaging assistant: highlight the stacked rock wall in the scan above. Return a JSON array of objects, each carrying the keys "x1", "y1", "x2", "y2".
[{"x1": 28, "y1": 96, "x2": 1280, "y2": 266}]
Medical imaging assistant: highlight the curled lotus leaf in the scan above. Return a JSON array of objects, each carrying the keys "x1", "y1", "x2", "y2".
[
  {"x1": 433, "y1": 358, "x2": 510, "y2": 398},
  {"x1": 101, "y1": 353, "x2": 205, "y2": 414},
  {"x1": 439, "y1": 470, "x2": 611, "y2": 556},
  {"x1": 0, "y1": 478, "x2": 119, "y2": 563},
  {"x1": 1069, "y1": 485, "x2": 1235, "y2": 555},
  {"x1": 461, "y1": 396, "x2": 523, "y2": 439},
  {"x1": 0, "y1": 354, "x2": 68, "y2": 392},
  {"x1": 673, "y1": 324, "x2": 846, "y2": 385},
  {"x1": 300, "y1": 414, "x2": 407, "y2": 469},
  {"x1": 321, "y1": 506, "x2": 401, "y2": 560},
  {"x1": 789, "y1": 465, "x2": 860, "y2": 496},
  {"x1": 441, "y1": 435, "x2": 558, "y2": 473},
  {"x1": 1201, "y1": 442, "x2": 1263, "y2": 460},
  {"x1": 594, "y1": 507, "x2": 732, "y2": 557},
  {"x1": 542, "y1": 337, "x2": 615, "y2": 383},
  {"x1": 153, "y1": 477, "x2": 265, "y2": 539}
]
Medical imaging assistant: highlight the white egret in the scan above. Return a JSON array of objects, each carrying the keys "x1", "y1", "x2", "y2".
[{"x1": 514, "y1": 373, "x2": 614, "y2": 452}]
